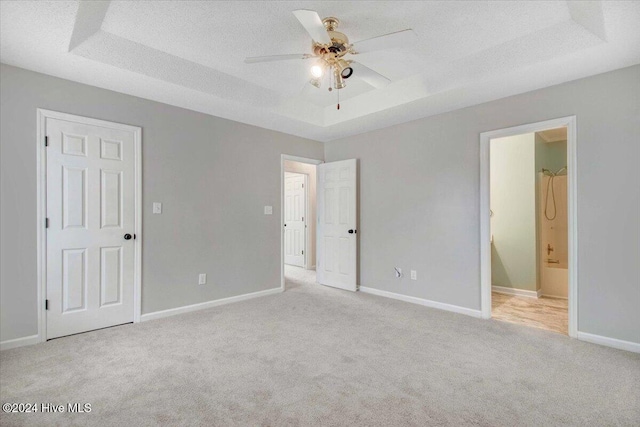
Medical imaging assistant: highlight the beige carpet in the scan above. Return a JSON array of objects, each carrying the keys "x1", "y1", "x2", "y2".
[{"x1": 1, "y1": 267, "x2": 639, "y2": 426}]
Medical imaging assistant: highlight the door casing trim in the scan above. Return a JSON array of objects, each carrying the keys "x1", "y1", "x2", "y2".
[
  {"x1": 36, "y1": 108, "x2": 142, "y2": 343},
  {"x1": 479, "y1": 116, "x2": 577, "y2": 338}
]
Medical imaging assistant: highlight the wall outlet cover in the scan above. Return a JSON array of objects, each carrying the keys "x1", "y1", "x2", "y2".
[
  {"x1": 411, "y1": 270, "x2": 417, "y2": 280},
  {"x1": 198, "y1": 273, "x2": 206, "y2": 285},
  {"x1": 264, "y1": 206, "x2": 273, "y2": 215},
  {"x1": 153, "y1": 202, "x2": 162, "y2": 214}
]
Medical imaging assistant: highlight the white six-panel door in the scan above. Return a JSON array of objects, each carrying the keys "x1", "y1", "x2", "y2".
[
  {"x1": 45, "y1": 115, "x2": 137, "y2": 339},
  {"x1": 317, "y1": 159, "x2": 357, "y2": 291},
  {"x1": 284, "y1": 173, "x2": 306, "y2": 267}
]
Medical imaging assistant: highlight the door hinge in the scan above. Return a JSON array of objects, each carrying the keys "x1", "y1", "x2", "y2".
[
  {"x1": 45, "y1": 218, "x2": 49, "y2": 228},
  {"x1": 44, "y1": 136, "x2": 49, "y2": 147},
  {"x1": 302, "y1": 183, "x2": 304, "y2": 188},
  {"x1": 301, "y1": 216, "x2": 304, "y2": 221},
  {"x1": 45, "y1": 299, "x2": 49, "y2": 310},
  {"x1": 302, "y1": 250, "x2": 304, "y2": 255}
]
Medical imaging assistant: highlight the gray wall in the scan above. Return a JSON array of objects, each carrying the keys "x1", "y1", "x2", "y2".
[
  {"x1": 325, "y1": 65, "x2": 640, "y2": 344},
  {"x1": 2, "y1": 62, "x2": 639, "y2": 345},
  {"x1": 0, "y1": 64, "x2": 324, "y2": 342}
]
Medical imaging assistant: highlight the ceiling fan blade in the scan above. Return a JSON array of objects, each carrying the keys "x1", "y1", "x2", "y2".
[
  {"x1": 351, "y1": 29, "x2": 417, "y2": 54},
  {"x1": 245, "y1": 53, "x2": 312, "y2": 64},
  {"x1": 292, "y1": 10, "x2": 332, "y2": 45},
  {"x1": 351, "y1": 62, "x2": 391, "y2": 88}
]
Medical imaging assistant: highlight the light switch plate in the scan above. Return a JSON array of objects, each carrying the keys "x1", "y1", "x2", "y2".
[
  {"x1": 264, "y1": 206, "x2": 273, "y2": 215},
  {"x1": 198, "y1": 274, "x2": 206, "y2": 285},
  {"x1": 153, "y1": 202, "x2": 162, "y2": 214},
  {"x1": 411, "y1": 270, "x2": 417, "y2": 280}
]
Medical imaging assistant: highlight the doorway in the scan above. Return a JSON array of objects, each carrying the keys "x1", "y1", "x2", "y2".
[
  {"x1": 280, "y1": 155, "x2": 359, "y2": 293},
  {"x1": 37, "y1": 109, "x2": 142, "y2": 341},
  {"x1": 480, "y1": 117, "x2": 577, "y2": 337},
  {"x1": 281, "y1": 155, "x2": 321, "y2": 290}
]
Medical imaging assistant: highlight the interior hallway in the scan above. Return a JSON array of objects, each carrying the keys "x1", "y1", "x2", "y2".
[
  {"x1": 492, "y1": 292, "x2": 568, "y2": 335},
  {"x1": 285, "y1": 264, "x2": 317, "y2": 290}
]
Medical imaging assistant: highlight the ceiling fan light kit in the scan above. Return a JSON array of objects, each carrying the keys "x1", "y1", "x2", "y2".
[
  {"x1": 310, "y1": 77, "x2": 322, "y2": 88},
  {"x1": 245, "y1": 9, "x2": 413, "y2": 108},
  {"x1": 335, "y1": 59, "x2": 353, "y2": 79},
  {"x1": 333, "y1": 68, "x2": 346, "y2": 90},
  {"x1": 310, "y1": 62, "x2": 325, "y2": 78}
]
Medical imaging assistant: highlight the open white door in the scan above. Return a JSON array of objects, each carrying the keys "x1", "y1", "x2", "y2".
[
  {"x1": 45, "y1": 114, "x2": 137, "y2": 339},
  {"x1": 284, "y1": 173, "x2": 306, "y2": 267},
  {"x1": 317, "y1": 159, "x2": 357, "y2": 291}
]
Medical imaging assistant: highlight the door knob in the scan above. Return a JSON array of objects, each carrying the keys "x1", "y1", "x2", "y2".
[
  {"x1": 348, "y1": 229, "x2": 356, "y2": 234},
  {"x1": 124, "y1": 234, "x2": 132, "y2": 240}
]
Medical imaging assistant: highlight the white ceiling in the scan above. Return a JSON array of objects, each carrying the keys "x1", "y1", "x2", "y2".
[
  {"x1": 1, "y1": 1, "x2": 639, "y2": 142},
  {"x1": 538, "y1": 128, "x2": 568, "y2": 143}
]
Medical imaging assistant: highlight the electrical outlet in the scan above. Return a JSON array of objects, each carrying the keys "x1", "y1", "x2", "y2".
[
  {"x1": 411, "y1": 270, "x2": 417, "y2": 280},
  {"x1": 264, "y1": 206, "x2": 273, "y2": 215},
  {"x1": 395, "y1": 267, "x2": 402, "y2": 278},
  {"x1": 198, "y1": 274, "x2": 206, "y2": 285}
]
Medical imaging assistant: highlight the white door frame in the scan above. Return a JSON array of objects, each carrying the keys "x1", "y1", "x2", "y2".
[
  {"x1": 480, "y1": 116, "x2": 577, "y2": 337},
  {"x1": 284, "y1": 171, "x2": 308, "y2": 268},
  {"x1": 36, "y1": 109, "x2": 143, "y2": 342},
  {"x1": 280, "y1": 154, "x2": 323, "y2": 290}
]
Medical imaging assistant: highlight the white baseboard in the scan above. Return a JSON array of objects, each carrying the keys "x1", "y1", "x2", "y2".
[
  {"x1": 140, "y1": 287, "x2": 282, "y2": 322},
  {"x1": 577, "y1": 331, "x2": 640, "y2": 353},
  {"x1": 0, "y1": 334, "x2": 40, "y2": 351},
  {"x1": 492, "y1": 285, "x2": 541, "y2": 298},
  {"x1": 359, "y1": 286, "x2": 482, "y2": 318},
  {"x1": 541, "y1": 293, "x2": 568, "y2": 300}
]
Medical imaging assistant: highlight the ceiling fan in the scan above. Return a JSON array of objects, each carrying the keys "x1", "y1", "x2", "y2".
[{"x1": 245, "y1": 10, "x2": 417, "y2": 94}]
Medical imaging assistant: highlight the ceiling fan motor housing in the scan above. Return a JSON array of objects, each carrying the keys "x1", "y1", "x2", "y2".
[
  {"x1": 313, "y1": 31, "x2": 350, "y2": 55},
  {"x1": 328, "y1": 31, "x2": 349, "y2": 53},
  {"x1": 313, "y1": 17, "x2": 350, "y2": 56}
]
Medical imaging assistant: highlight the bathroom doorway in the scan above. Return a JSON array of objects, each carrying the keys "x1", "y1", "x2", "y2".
[{"x1": 480, "y1": 117, "x2": 577, "y2": 337}]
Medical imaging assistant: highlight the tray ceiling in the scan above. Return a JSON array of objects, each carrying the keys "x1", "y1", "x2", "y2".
[{"x1": 1, "y1": 1, "x2": 639, "y2": 141}]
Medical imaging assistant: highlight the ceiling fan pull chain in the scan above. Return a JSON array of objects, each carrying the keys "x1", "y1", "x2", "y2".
[{"x1": 337, "y1": 88, "x2": 340, "y2": 110}]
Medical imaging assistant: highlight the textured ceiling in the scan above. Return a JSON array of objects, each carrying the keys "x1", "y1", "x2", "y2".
[{"x1": 1, "y1": 1, "x2": 639, "y2": 141}]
